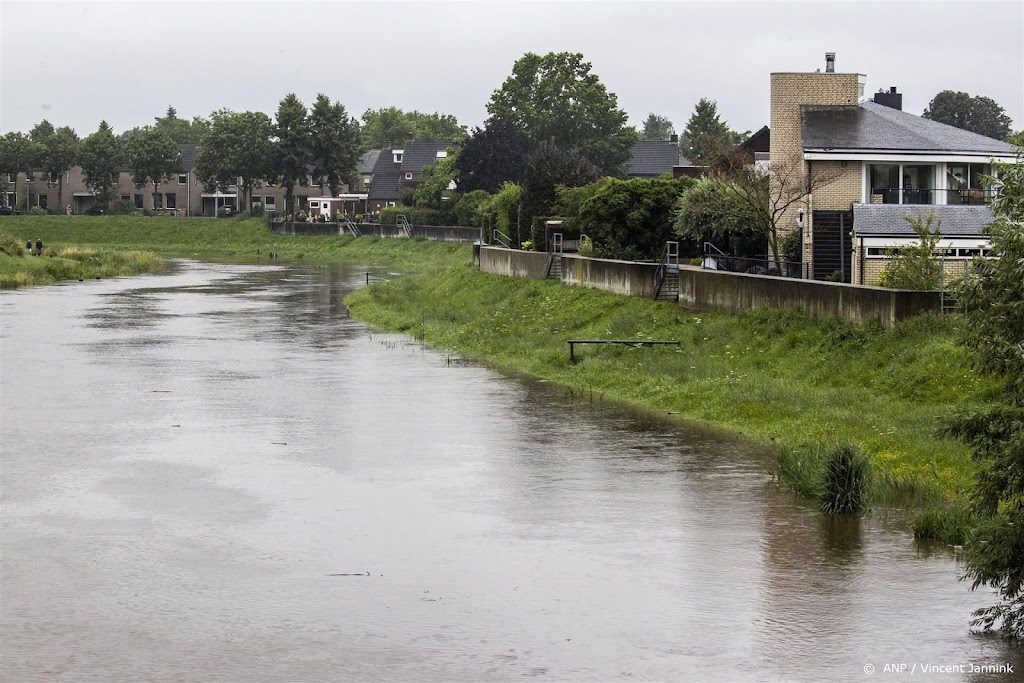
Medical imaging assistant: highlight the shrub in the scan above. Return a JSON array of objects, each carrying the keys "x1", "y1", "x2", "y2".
[
  {"x1": 877, "y1": 212, "x2": 942, "y2": 290},
  {"x1": 820, "y1": 442, "x2": 871, "y2": 514},
  {"x1": 0, "y1": 230, "x2": 25, "y2": 257},
  {"x1": 578, "y1": 236, "x2": 594, "y2": 257},
  {"x1": 28, "y1": 206, "x2": 47, "y2": 216},
  {"x1": 520, "y1": 240, "x2": 534, "y2": 251},
  {"x1": 109, "y1": 200, "x2": 134, "y2": 215},
  {"x1": 379, "y1": 206, "x2": 410, "y2": 225},
  {"x1": 249, "y1": 202, "x2": 264, "y2": 218},
  {"x1": 913, "y1": 506, "x2": 975, "y2": 545}
]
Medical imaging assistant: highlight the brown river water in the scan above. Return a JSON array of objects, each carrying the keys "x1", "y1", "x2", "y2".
[{"x1": 1, "y1": 260, "x2": 1021, "y2": 682}]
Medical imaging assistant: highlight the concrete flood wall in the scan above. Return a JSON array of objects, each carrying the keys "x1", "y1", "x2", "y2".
[
  {"x1": 270, "y1": 221, "x2": 480, "y2": 242},
  {"x1": 479, "y1": 246, "x2": 941, "y2": 326}
]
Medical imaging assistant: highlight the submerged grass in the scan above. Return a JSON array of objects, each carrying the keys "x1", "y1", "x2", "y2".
[
  {"x1": 346, "y1": 262, "x2": 997, "y2": 508},
  {"x1": 0, "y1": 236, "x2": 163, "y2": 288}
]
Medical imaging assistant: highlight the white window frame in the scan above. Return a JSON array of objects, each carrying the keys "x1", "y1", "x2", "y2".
[
  {"x1": 178, "y1": 174, "x2": 187, "y2": 185},
  {"x1": 264, "y1": 195, "x2": 276, "y2": 211},
  {"x1": 405, "y1": 172, "x2": 413, "y2": 180},
  {"x1": 309, "y1": 200, "x2": 320, "y2": 209},
  {"x1": 393, "y1": 153, "x2": 403, "y2": 163}
]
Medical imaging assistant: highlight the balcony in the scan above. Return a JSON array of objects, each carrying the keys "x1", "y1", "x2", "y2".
[{"x1": 869, "y1": 188, "x2": 995, "y2": 206}]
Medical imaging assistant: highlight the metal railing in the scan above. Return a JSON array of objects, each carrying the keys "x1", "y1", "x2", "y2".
[
  {"x1": 869, "y1": 187, "x2": 995, "y2": 206},
  {"x1": 492, "y1": 229, "x2": 511, "y2": 248},
  {"x1": 702, "y1": 243, "x2": 805, "y2": 278},
  {"x1": 340, "y1": 216, "x2": 361, "y2": 237},
  {"x1": 653, "y1": 241, "x2": 680, "y2": 300},
  {"x1": 396, "y1": 214, "x2": 414, "y2": 237}
]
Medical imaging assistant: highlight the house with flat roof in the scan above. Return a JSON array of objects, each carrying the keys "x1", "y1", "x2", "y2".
[{"x1": 769, "y1": 53, "x2": 1018, "y2": 284}]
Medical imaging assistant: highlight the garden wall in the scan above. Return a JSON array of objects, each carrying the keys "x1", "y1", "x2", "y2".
[{"x1": 480, "y1": 247, "x2": 941, "y2": 326}]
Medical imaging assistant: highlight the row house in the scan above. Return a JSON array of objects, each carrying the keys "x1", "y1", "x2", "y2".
[
  {"x1": 1, "y1": 143, "x2": 361, "y2": 217},
  {"x1": 363, "y1": 140, "x2": 456, "y2": 212}
]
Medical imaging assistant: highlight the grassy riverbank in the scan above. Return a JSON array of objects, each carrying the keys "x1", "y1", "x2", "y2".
[
  {"x1": 347, "y1": 262, "x2": 996, "y2": 516},
  {"x1": 0, "y1": 231, "x2": 163, "y2": 288},
  {"x1": 3, "y1": 216, "x2": 986, "y2": 527},
  {"x1": 0, "y1": 215, "x2": 470, "y2": 272}
]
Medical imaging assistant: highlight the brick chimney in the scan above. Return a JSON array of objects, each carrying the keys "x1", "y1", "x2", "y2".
[
  {"x1": 825, "y1": 52, "x2": 835, "y2": 73},
  {"x1": 873, "y1": 87, "x2": 903, "y2": 111}
]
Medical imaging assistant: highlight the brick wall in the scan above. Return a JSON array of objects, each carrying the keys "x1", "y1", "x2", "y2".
[{"x1": 769, "y1": 72, "x2": 861, "y2": 267}]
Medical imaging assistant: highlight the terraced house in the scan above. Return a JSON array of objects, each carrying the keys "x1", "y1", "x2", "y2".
[{"x1": 769, "y1": 53, "x2": 1018, "y2": 284}]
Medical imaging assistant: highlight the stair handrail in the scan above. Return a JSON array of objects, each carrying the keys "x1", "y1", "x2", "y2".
[
  {"x1": 492, "y1": 229, "x2": 511, "y2": 248},
  {"x1": 341, "y1": 216, "x2": 361, "y2": 237},
  {"x1": 396, "y1": 214, "x2": 414, "y2": 237},
  {"x1": 654, "y1": 240, "x2": 679, "y2": 300}
]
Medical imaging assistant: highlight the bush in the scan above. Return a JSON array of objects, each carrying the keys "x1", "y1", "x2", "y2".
[
  {"x1": 84, "y1": 205, "x2": 106, "y2": 215},
  {"x1": 216, "y1": 207, "x2": 231, "y2": 218},
  {"x1": 109, "y1": 200, "x2": 134, "y2": 215},
  {"x1": 409, "y1": 207, "x2": 442, "y2": 226},
  {"x1": 913, "y1": 506, "x2": 975, "y2": 545},
  {"x1": 520, "y1": 240, "x2": 534, "y2": 251},
  {"x1": 379, "y1": 206, "x2": 411, "y2": 225},
  {"x1": 0, "y1": 230, "x2": 25, "y2": 257},
  {"x1": 578, "y1": 236, "x2": 594, "y2": 257},
  {"x1": 877, "y1": 212, "x2": 942, "y2": 290},
  {"x1": 820, "y1": 442, "x2": 871, "y2": 514},
  {"x1": 781, "y1": 229, "x2": 802, "y2": 264},
  {"x1": 249, "y1": 203, "x2": 264, "y2": 218},
  {"x1": 28, "y1": 206, "x2": 47, "y2": 216}
]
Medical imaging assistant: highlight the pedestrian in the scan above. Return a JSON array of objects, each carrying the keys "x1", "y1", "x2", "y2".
[
  {"x1": 26, "y1": 240, "x2": 33, "y2": 255},
  {"x1": 66, "y1": 204, "x2": 72, "y2": 216},
  {"x1": 35, "y1": 239, "x2": 43, "y2": 256}
]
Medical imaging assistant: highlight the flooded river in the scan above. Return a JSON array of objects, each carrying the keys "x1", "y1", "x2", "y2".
[{"x1": 1, "y1": 261, "x2": 1020, "y2": 682}]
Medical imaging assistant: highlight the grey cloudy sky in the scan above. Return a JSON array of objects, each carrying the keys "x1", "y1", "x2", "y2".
[{"x1": 1, "y1": 0, "x2": 1022, "y2": 138}]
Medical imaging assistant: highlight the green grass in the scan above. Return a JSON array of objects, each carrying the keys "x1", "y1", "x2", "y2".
[
  {"x1": 0, "y1": 230, "x2": 164, "y2": 288},
  {"x1": 0, "y1": 215, "x2": 470, "y2": 271},
  {"x1": 346, "y1": 263, "x2": 998, "y2": 507}
]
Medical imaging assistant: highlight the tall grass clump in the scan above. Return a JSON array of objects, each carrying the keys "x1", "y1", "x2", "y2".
[
  {"x1": 912, "y1": 505, "x2": 975, "y2": 545},
  {"x1": 775, "y1": 445, "x2": 824, "y2": 498},
  {"x1": 0, "y1": 230, "x2": 25, "y2": 257},
  {"x1": 820, "y1": 442, "x2": 871, "y2": 514}
]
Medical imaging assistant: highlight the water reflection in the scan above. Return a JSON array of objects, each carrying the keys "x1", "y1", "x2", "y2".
[{"x1": 1, "y1": 260, "x2": 1020, "y2": 682}]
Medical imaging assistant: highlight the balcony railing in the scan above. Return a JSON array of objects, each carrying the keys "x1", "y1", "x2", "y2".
[{"x1": 870, "y1": 187, "x2": 995, "y2": 206}]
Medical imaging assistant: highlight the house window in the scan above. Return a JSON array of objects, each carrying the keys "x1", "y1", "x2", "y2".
[
  {"x1": 436, "y1": 150, "x2": 447, "y2": 158},
  {"x1": 386, "y1": 201, "x2": 397, "y2": 207},
  {"x1": 37, "y1": 194, "x2": 48, "y2": 209},
  {"x1": 362, "y1": 175, "x2": 371, "y2": 185},
  {"x1": 120, "y1": 194, "x2": 131, "y2": 202},
  {"x1": 6, "y1": 172, "x2": 15, "y2": 183},
  {"x1": 134, "y1": 194, "x2": 144, "y2": 208},
  {"x1": 154, "y1": 193, "x2": 163, "y2": 209},
  {"x1": 393, "y1": 153, "x2": 403, "y2": 163},
  {"x1": 178, "y1": 174, "x2": 187, "y2": 185},
  {"x1": 4, "y1": 192, "x2": 15, "y2": 207},
  {"x1": 405, "y1": 172, "x2": 413, "y2": 180},
  {"x1": 264, "y1": 196, "x2": 276, "y2": 211},
  {"x1": 868, "y1": 163, "x2": 937, "y2": 205},
  {"x1": 165, "y1": 193, "x2": 176, "y2": 209},
  {"x1": 946, "y1": 163, "x2": 992, "y2": 205},
  {"x1": 47, "y1": 171, "x2": 59, "y2": 184},
  {"x1": 309, "y1": 200, "x2": 320, "y2": 209}
]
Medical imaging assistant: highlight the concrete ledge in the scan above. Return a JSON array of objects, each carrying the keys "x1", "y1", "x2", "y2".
[{"x1": 478, "y1": 246, "x2": 940, "y2": 326}]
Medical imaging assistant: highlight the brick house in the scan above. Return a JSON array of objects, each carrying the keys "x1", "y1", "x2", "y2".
[
  {"x1": 365, "y1": 140, "x2": 455, "y2": 212},
  {"x1": 768, "y1": 53, "x2": 1018, "y2": 284}
]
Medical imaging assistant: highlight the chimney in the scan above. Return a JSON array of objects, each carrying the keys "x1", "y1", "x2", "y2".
[
  {"x1": 873, "y1": 86, "x2": 903, "y2": 111},
  {"x1": 825, "y1": 52, "x2": 835, "y2": 73},
  {"x1": 669, "y1": 134, "x2": 678, "y2": 143}
]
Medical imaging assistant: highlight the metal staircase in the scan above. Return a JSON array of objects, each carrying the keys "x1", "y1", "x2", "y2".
[
  {"x1": 545, "y1": 232, "x2": 564, "y2": 279},
  {"x1": 397, "y1": 214, "x2": 414, "y2": 237},
  {"x1": 340, "y1": 216, "x2": 361, "y2": 237},
  {"x1": 654, "y1": 241, "x2": 680, "y2": 301}
]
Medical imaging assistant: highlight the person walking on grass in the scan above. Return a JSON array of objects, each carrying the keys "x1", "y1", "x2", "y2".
[
  {"x1": 26, "y1": 240, "x2": 32, "y2": 255},
  {"x1": 35, "y1": 239, "x2": 43, "y2": 256}
]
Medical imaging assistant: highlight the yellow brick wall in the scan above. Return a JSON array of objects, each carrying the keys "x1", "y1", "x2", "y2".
[
  {"x1": 853, "y1": 250, "x2": 972, "y2": 287},
  {"x1": 769, "y1": 73, "x2": 860, "y2": 268}
]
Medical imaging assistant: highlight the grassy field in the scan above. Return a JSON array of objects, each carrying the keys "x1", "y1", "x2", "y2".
[
  {"x1": 0, "y1": 215, "x2": 470, "y2": 271},
  {"x1": 347, "y1": 262, "x2": 995, "y2": 518}
]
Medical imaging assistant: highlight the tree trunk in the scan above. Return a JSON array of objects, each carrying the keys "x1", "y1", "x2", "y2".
[
  {"x1": 57, "y1": 173, "x2": 64, "y2": 214},
  {"x1": 285, "y1": 185, "x2": 294, "y2": 220},
  {"x1": 153, "y1": 178, "x2": 160, "y2": 211}
]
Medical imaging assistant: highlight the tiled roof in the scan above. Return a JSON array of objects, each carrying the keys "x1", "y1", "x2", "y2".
[
  {"x1": 802, "y1": 101, "x2": 1018, "y2": 155},
  {"x1": 400, "y1": 140, "x2": 455, "y2": 174},
  {"x1": 627, "y1": 140, "x2": 681, "y2": 176},
  {"x1": 179, "y1": 144, "x2": 198, "y2": 172},
  {"x1": 367, "y1": 172, "x2": 401, "y2": 201},
  {"x1": 358, "y1": 149, "x2": 381, "y2": 174},
  {"x1": 852, "y1": 203, "x2": 994, "y2": 236}
]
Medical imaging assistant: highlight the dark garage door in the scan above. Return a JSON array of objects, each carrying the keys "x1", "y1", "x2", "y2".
[{"x1": 812, "y1": 210, "x2": 853, "y2": 283}]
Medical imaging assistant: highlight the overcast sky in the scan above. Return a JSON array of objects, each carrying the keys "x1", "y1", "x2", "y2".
[{"x1": 1, "y1": 0, "x2": 1022, "y2": 139}]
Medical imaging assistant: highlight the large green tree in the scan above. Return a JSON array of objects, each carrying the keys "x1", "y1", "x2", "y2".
[
  {"x1": 521, "y1": 139, "x2": 601, "y2": 250},
  {"x1": 195, "y1": 109, "x2": 274, "y2": 210},
  {"x1": 455, "y1": 117, "x2": 533, "y2": 194},
  {"x1": 125, "y1": 126, "x2": 181, "y2": 210},
  {"x1": 272, "y1": 93, "x2": 312, "y2": 217},
  {"x1": 577, "y1": 176, "x2": 693, "y2": 260},
  {"x1": 39, "y1": 126, "x2": 81, "y2": 212},
  {"x1": 122, "y1": 106, "x2": 210, "y2": 146},
  {"x1": 79, "y1": 121, "x2": 124, "y2": 209},
  {"x1": 360, "y1": 107, "x2": 466, "y2": 148},
  {"x1": 309, "y1": 94, "x2": 360, "y2": 197},
  {"x1": 29, "y1": 119, "x2": 55, "y2": 143},
  {"x1": 486, "y1": 52, "x2": 637, "y2": 175},
  {"x1": 641, "y1": 113, "x2": 675, "y2": 141},
  {"x1": 681, "y1": 99, "x2": 740, "y2": 165},
  {"x1": 673, "y1": 177, "x2": 763, "y2": 256},
  {"x1": 413, "y1": 151, "x2": 457, "y2": 209},
  {"x1": 949, "y1": 159, "x2": 1024, "y2": 638},
  {"x1": 0, "y1": 132, "x2": 37, "y2": 208},
  {"x1": 923, "y1": 91, "x2": 1013, "y2": 141}
]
